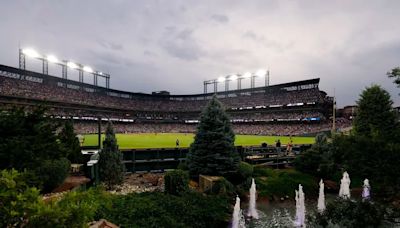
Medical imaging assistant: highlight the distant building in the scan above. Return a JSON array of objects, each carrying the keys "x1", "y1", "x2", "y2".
[
  {"x1": 339, "y1": 105, "x2": 357, "y2": 120},
  {"x1": 152, "y1": 90, "x2": 170, "y2": 96}
]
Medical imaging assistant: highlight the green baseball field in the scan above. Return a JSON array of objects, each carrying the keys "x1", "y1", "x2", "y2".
[{"x1": 83, "y1": 133, "x2": 314, "y2": 149}]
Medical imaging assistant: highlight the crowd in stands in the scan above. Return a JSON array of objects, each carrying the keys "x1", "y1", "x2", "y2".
[
  {"x1": 72, "y1": 118, "x2": 351, "y2": 136},
  {"x1": 229, "y1": 111, "x2": 325, "y2": 121},
  {"x1": 0, "y1": 74, "x2": 347, "y2": 136},
  {"x1": 0, "y1": 75, "x2": 325, "y2": 112}
]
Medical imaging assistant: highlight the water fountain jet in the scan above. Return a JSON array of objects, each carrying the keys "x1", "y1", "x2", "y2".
[
  {"x1": 339, "y1": 171, "x2": 351, "y2": 199},
  {"x1": 232, "y1": 196, "x2": 245, "y2": 228},
  {"x1": 294, "y1": 184, "x2": 306, "y2": 227},
  {"x1": 317, "y1": 179, "x2": 325, "y2": 213},
  {"x1": 247, "y1": 178, "x2": 259, "y2": 219},
  {"x1": 362, "y1": 179, "x2": 370, "y2": 200}
]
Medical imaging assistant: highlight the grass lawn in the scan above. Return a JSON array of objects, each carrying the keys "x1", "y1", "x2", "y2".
[{"x1": 83, "y1": 133, "x2": 314, "y2": 149}]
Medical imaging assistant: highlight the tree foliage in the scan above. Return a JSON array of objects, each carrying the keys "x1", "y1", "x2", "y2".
[
  {"x1": 97, "y1": 192, "x2": 230, "y2": 228},
  {"x1": 294, "y1": 133, "x2": 335, "y2": 179},
  {"x1": 387, "y1": 67, "x2": 400, "y2": 88},
  {"x1": 310, "y1": 199, "x2": 385, "y2": 228},
  {"x1": 331, "y1": 134, "x2": 400, "y2": 195},
  {"x1": 59, "y1": 120, "x2": 84, "y2": 164},
  {"x1": 0, "y1": 169, "x2": 41, "y2": 227},
  {"x1": 0, "y1": 108, "x2": 70, "y2": 192},
  {"x1": 36, "y1": 158, "x2": 71, "y2": 192},
  {"x1": 353, "y1": 85, "x2": 398, "y2": 141},
  {"x1": 164, "y1": 170, "x2": 189, "y2": 196},
  {"x1": 28, "y1": 188, "x2": 112, "y2": 228},
  {"x1": 98, "y1": 122, "x2": 124, "y2": 189},
  {"x1": 187, "y1": 96, "x2": 240, "y2": 178}
]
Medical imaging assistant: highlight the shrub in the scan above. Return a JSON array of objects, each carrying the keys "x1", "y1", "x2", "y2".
[
  {"x1": 253, "y1": 167, "x2": 317, "y2": 199},
  {"x1": 164, "y1": 169, "x2": 189, "y2": 195},
  {"x1": 35, "y1": 158, "x2": 70, "y2": 192},
  {"x1": 253, "y1": 165, "x2": 276, "y2": 177},
  {"x1": 294, "y1": 133, "x2": 335, "y2": 179},
  {"x1": 0, "y1": 169, "x2": 41, "y2": 228},
  {"x1": 29, "y1": 188, "x2": 112, "y2": 228},
  {"x1": 97, "y1": 192, "x2": 231, "y2": 228},
  {"x1": 310, "y1": 199, "x2": 385, "y2": 227},
  {"x1": 208, "y1": 177, "x2": 235, "y2": 196},
  {"x1": 177, "y1": 160, "x2": 188, "y2": 170},
  {"x1": 226, "y1": 161, "x2": 253, "y2": 185},
  {"x1": 238, "y1": 162, "x2": 253, "y2": 180}
]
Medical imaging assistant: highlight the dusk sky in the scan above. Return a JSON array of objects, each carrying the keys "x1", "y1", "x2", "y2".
[{"x1": 1, "y1": 0, "x2": 399, "y2": 107}]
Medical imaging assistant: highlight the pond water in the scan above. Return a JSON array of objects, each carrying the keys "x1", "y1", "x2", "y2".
[
  {"x1": 243, "y1": 199, "x2": 314, "y2": 228},
  {"x1": 238, "y1": 196, "x2": 398, "y2": 228}
]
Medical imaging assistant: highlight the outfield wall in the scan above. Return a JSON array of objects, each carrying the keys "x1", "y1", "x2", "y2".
[{"x1": 117, "y1": 145, "x2": 312, "y2": 173}]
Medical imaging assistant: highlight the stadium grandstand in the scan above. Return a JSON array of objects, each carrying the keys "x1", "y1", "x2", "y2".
[{"x1": 0, "y1": 63, "x2": 351, "y2": 137}]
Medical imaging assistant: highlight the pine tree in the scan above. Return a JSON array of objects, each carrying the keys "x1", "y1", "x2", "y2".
[
  {"x1": 353, "y1": 85, "x2": 398, "y2": 141},
  {"x1": 98, "y1": 122, "x2": 124, "y2": 189},
  {"x1": 187, "y1": 95, "x2": 240, "y2": 178},
  {"x1": 59, "y1": 120, "x2": 83, "y2": 163}
]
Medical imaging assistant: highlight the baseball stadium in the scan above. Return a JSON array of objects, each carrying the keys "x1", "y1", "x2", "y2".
[{"x1": 0, "y1": 50, "x2": 352, "y2": 173}]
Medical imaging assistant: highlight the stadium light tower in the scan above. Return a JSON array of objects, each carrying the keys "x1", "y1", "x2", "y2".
[
  {"x1": 18, "y1": 48, "x2": 111, "y2": 88},
  {"x1": 203, "y1": 68, "x2": 270, "y2": 94}
]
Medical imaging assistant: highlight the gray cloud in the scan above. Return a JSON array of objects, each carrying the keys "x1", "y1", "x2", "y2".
[
  {"x1": 0, "y1": 0, "x2": 399, "y2": 106},
  {"x1": 211, "y1": 14, "x2": 229, "y2": 23},
  {"x1": 98, "y1": 40, "x2": 124, "y2": 51},
  {"x1": 160, "y1": 27, "x2": 205, "y2": 61}
]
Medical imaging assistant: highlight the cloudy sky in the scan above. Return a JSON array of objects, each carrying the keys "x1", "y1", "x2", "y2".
[{"x1": 1, "y1": 0, "x2": 399, "y2": 107}]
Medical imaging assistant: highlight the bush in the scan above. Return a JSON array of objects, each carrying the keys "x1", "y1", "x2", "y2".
[
  {"x1": 164, "y1": 169, "x2": 189, "y2": 195},
  {"x1": 208, "y1": 177, "x2": 235, "y2": 196},
  {"x1": 310, "y1": 199, "x2": 385, "y2": 227},
  {"x1": 331, "y1": 134, "x2": 400, "y2": 195},
  {"x1": 35, "y1": 158, "x2": 70, "y2": 192},
  {"x1": 253, "y1": 165, "x2": 276, "y2": 177},
  {"x1": 294, "y1": 133, "x2": 335, "y2": 179},
  {"x1": 226, "y1": 161, "x2": 253, "y2": 185},
  {"x1": 253, "y1": 167, "x2": 317, "y2": 199},
  {"x1": 0, "y1": 169, "x2": 41, "y2": 228},
  {"x1": 29, "y1": 188, "x2": 112, "y2": 228},
  {"x1": 238, "y1": 162, "x2": 253, "y2": 181},
  {"x1": 97, "y1": 192, "x2": 231, "y2": 228},
  {"x1": 177, "y1": 160, "x2": 188, "y2": 170}
]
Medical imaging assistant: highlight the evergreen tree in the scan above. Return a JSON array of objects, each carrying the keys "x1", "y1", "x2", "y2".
[
  {"x1": 187, "y1": 95, "x2": 240, "y2": 178},
  {"x1": 353, "y1": 85, "x2": 398, "y2": 141},
  {"x1": 98, "y1": 122, "x2": 124, "y2": 189},
  {"x1": 0, "y1": 108, "x2": 70, "y2": 192},
  {"x1": 59, "y1": 120, "x2": 84, "y2": 163}
]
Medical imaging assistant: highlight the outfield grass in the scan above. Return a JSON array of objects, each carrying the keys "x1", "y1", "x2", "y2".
[{"x1": 83, "y1": 133, "x2": 314, "y2": 149}]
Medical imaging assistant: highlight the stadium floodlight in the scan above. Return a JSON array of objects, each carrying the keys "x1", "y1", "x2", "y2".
[
  {"x1": 83, "y1": 66, "x2": 93, "y2": 73},
  {"x1": 256, "y1": 69, "x2": 267, "y2": 77},
  {"x1": 46, "y1": 55, "x2": 58, "y2": 63},
  {"x1": 97, "y1": 71, "x2": 103, "y2": 75},
  {"x1": 218, "y1": 76, "x2": 226, "y2": 82},
  {"x1": 243, "y1": 72, "x2": 252, "y2": 78},
  {"x1": 67, "y1": 61, "x2": 79, "y2": 69},
  {"x1": 22, "y1": 48, "x2": 40, "y2": 58},
  {"x1": 230, "y1": 74, "x2": 238, "y2": 81}
]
